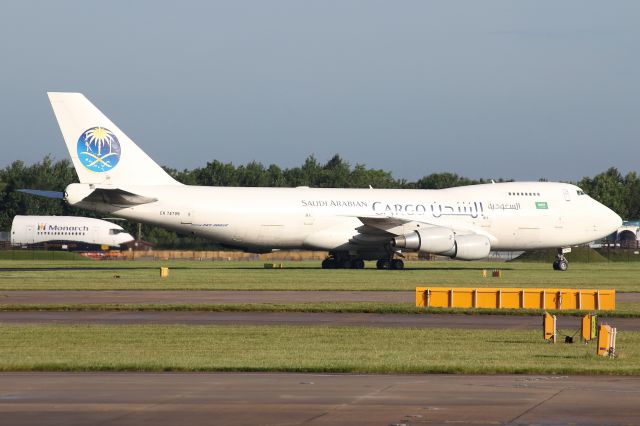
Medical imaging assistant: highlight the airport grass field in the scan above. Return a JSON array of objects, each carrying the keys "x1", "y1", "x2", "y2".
[
  {"x1": 1, "y1": 259, "x2": 640, "y2": 291},
  {"x1": 0, "y1": 324, "x2": 638, "y2": 375},
  {"x1": 0, "y1": 258, "x2": 638, "y2": 374},
  {"x1": 2, "y1": 302, "x2": 640, "y2": 317}
]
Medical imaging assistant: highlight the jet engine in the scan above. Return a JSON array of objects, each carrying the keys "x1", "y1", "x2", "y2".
[
  {"x1": 441, "y1": 234, "x2": 491, "y2": 260},
  {"x1": 392, "y1": 228, "x2": 455, "y2": 253},
  {"x1": 393, "y1": 229, "x2": 490, "y2": 261}
]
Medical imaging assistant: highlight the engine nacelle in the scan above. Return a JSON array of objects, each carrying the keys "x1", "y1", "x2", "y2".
[
  {"x1": 392, "y1": 228, "x2": 455, "y2": 254},
  {"x1": 441, "y1": 234, "x2": 491, "y2": 260}
]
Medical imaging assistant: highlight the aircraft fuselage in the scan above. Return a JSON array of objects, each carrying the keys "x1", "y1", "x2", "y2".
[{"x1": 67, "y1": 181, "x2": 621, "y2": 254}]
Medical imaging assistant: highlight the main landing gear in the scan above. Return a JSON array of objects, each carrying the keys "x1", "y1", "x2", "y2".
[
  {"x1": 375, "y1": 259, "x2": 404, "y2": 270},
  {"x1": 321, "y1": 256, "x2": 365, "y2": 269},
  {"x1": 553, "y1": 247, "x2": 570, "y2": 271},
  {"x1": 321, "y1": 253, "x2": 404, "y2": 270}
]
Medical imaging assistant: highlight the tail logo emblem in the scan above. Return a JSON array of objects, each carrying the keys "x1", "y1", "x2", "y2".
[{"x1": 77, "y1": 127, "x2": 121, "y2": 173}]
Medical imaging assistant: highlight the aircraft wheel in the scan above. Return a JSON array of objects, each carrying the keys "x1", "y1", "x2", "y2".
[
  {"x1": 340, "y1": 259, "x2": 353, "y2": 269},
  {"x1": 352, "y1": 259, "x2": 365, "y2": 269},
  {"x1": 557, "y1": 259, "x2": 568, "y2": 271},
  {"x1": 552, "y1": 261, "x2": 559, "y2": 270},
  {"x1": 377, "y1": 259, "x2": 391, "y2": 270},
  {"x1": 322, "y1": 259, "x2": 336, "y2": 269},
  {"x1": 391, "y1": 259, "x2": 404, "y2": 270}
]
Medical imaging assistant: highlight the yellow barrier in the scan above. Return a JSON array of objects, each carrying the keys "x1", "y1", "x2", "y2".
[
  {"x1": 415, "y1": 288, "x2": 615, "y2": 310},
  {"x1": 160, "y1": 267, "x2": 169, "y2": 278},
  {"x1": 597, "y1": 324, "x2": 617, "y2": 357},
  {"x1": 543, "y1": 312, "x2": 557, "y2": 342},
  {"x1": 582, "y1": 313, "x2": 598, "y2": 342}
]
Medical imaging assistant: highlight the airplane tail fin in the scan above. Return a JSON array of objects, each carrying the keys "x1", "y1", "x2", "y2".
[{"x1": 48, "y1": 92, "x2": 180, "y2": 186}]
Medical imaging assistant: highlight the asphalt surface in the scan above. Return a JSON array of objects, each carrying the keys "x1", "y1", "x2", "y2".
[
  {"x1": 1, "y1": 310, "x2": 639, "y2": 330},
  {"x1": 0, "y1": 290, "x2": 414, "y2": 304},
  {"x1": 0, "y1": 290, "x2": 638, "y2": 304},
  {"x1": 0, "y1": 289, "x2": 637, "y2": 425},
  {"x1": 0, "y1": 373, "x2": 638, "y2": 425}
]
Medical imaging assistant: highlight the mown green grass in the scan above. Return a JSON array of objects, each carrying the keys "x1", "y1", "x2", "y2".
[
  {"x1": 1, "y1": 302, "x2": 639, "y2": 317},
  {"x1": 0, "y1": 251, "x2": 89, "y2": 261},
  {"x1": 516, "y1": 247, "x2": 608, "y2": 263},
  {"x1": 0, "y1": 324, "x2": 636, "y2": 374},
  {"x1": 1, "y1": 260, "x2": 640, "y2": 292}
]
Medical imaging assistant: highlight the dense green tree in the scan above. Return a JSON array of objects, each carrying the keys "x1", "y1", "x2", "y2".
[
  {"x1": 349, "y1": 164, "x2": 398, "y2": 189},
  {"x1": 624, "y1": 172, "x2": 640, "y2": 220},
  {"x1": 415, "y1": 172, "x2": 475, "y2": 189},
  {"x1": 0, "y1": 156, "x2": 78, "y2": 230},
  {"x1": 192, "y1": 160, "x2": 239, "y2": 186}
]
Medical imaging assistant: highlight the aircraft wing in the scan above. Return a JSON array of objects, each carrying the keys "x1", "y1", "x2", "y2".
[
  {"x1": 350, "y1": 215, "x2": 491, "y2": 246},
  {"x1": 356, "y1": 216, "x2": 432, "y2": 235}
]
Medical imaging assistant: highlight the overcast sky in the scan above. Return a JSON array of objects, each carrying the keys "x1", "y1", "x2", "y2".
[{"x1": 1, "y1": 1, "x2": 638, "y2": 182}]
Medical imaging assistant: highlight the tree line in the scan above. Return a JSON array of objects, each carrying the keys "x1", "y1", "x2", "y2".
[{"x1": 1, "y1": 155, "x2": 637, "y2": 248}]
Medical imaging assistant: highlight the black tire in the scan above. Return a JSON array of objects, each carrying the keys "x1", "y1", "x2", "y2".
[
  {"x1": 552, "y1": 261, "x2": 559, "y2": 271},
  {"x1": 322, "y1": 258, "x2": 336, "y2": 269},
  {"x1": 353, "y1": 259, "x2": 365, "y2": 269},
  {"x1": 340, "y1": 259, "x2": 352, "y2": 269},
  {"x1": 379, "y1": 259, "x2": 391, "y2": 270},
  {"x1": 391, "y1": 259, "x2": 404, "y2": 270},
  {"x1": 558, "y1": 260, "x2": 568, "y2": 271}
]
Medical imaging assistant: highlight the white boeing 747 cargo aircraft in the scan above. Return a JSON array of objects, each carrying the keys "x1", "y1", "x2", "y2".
[{"x1": 44, "y1": 92, "x2": 621, "y2": 270}]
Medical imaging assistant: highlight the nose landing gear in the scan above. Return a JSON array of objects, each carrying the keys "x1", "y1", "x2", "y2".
[{"x1": 552, "y1": 247, "x2": 570, "y2": 271}]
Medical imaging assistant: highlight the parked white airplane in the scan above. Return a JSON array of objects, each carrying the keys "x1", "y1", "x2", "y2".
[
  {"x1": 43, "y1": 92, "x2": 621, "y2": 270},
  {"x1": 11, "y1": 215, "x2": 134, "y2": 248}
]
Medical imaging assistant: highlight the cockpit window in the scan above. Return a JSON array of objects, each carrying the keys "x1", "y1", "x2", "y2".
[
  {"x1": 576, "y1": 190, "x2": 585, "y2": 196},
  {"x1": 109, "y1": 229, "x2": 123, "y2": 235}
]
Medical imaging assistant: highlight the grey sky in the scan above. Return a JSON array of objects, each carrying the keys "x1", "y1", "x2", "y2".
[{"x1": 1, "y1": 1, "x2": 638, "y2": 182}]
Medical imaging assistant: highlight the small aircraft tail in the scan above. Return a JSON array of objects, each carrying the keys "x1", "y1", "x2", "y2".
[{"x1": 48, "y1": 92, "x2": 180, "y2": 186}]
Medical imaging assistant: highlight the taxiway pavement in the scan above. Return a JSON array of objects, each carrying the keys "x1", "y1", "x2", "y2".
[
  {"x1": 0, "y1": 290, "x2": 638, "y2": 304},
  {"x1": 0, "y1": 373, "x2": 638, "y2": 425},
  {"x1": 0, "y1": 290, "x2": 413, "y2": 304}
]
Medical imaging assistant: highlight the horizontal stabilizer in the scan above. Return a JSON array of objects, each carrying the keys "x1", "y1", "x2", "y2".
[
  {"x1": 81, "y1": 188, "x2": 158, "y2": 206},
  {"x1": 16, "y1": 189, "x2": 64, "y2": 199}
]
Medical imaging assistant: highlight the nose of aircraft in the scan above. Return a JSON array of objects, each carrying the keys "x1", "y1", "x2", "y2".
[
  {"x1": 120, "y1": 233, "x2": 135, "y2": 244},
  {"x1": 603, "y1": 206, "x2": 623, "y2": 234}
]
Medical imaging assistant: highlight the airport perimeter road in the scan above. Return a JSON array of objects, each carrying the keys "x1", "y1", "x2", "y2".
[
  {"x1": 0, "y1": 290, "x2": 638, "y2": 304},
  {"x1": 0, "y1": 373, "x2": 638, "y2": 425},
  {"x1": 0, "y1": 290, "x2": 414, "y2": 304},
  {"x1": 1, "y1": 311, "x2": 640, "y2": 330}
]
